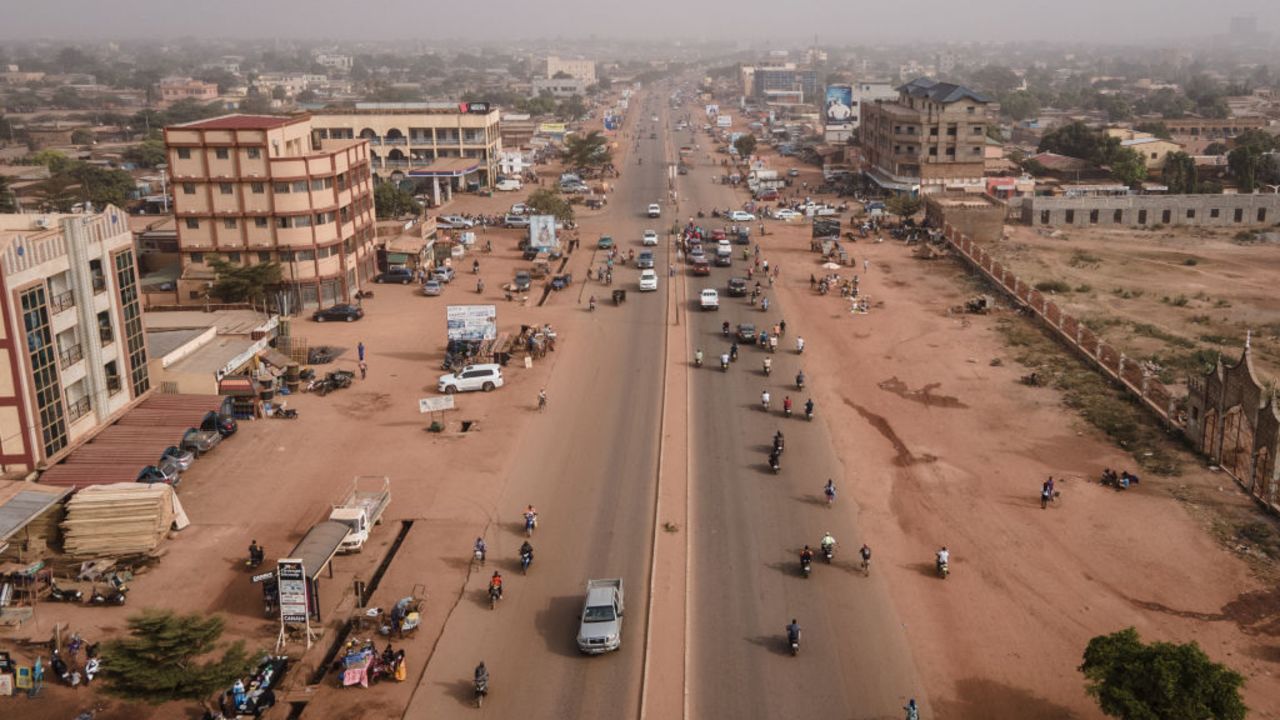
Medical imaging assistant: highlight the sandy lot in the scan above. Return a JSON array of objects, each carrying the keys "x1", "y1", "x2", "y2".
[{"x1": 989, "y1": 224, "x2": 1280, "y2": 389}]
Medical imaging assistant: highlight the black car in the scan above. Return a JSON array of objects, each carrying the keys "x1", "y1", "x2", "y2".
[
  {"x1": 313, "y1": 304, "x2": 364, "y2": 323},
  {"x1": 727, "y1": 277, "x2": 748, "y2": 297},
  {"x1": 374, "y1": 267, "x2": 414, "y2": 284},
  {"x1": 513, "y1": 271, "x2": 532, "y2": 292},
  {"x1": 737, "y1": 323, "x2": 757, "y2": 343},
  {"x1": 201, "y1": 411, "x2": 238, "y2": 437}
]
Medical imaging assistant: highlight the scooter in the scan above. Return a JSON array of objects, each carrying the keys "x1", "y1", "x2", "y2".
[
  {"x1": 800, "y1": 556, "x2": 812, "y2": 578},
  {"x1": 49, "y1": 581, "x2": 83, "y2": 603},
  {"x1": 720, "y1": 357, "x2": 730, "y2": 372},
  {"x1": 788, "y1": 630, "x2": 801, "y2": 656},
  {"x1": 784, "y1": 404, "x2": 792, "y2": 418},
  {"x1": 821, "y1": 544, "x2": 834, "y2": 563},
  {"x1": 763, "y1": 360, "x2": 772, "y2": 376},
  {"x1": 694, "y1": 354, "x2": 703, "y2": 368},
  {"x1": 475, "y1": 676, "x2": 489, "y2": 708},
  {"x1": 796, "y1": 374, "x2": 805, "y2": 391},
  {"x1": 474, "y1": 548, "x2": 486, "y2": 566},
  {"x1": 520, "y1": 551, "x2": 532, "y2": 575},
  {"x1": 769, "y1": 454, "x2": 781, "y2": 473},
  {"x1": 270, "y1": 407, "x2": 298, "y2": 420},
  {"x1": 89, "y1": 580, "x2": 127, "y2": 606},
  {"x1": 488, "y1": 584, "x2": 502, "y2": 609},
  {"x1": 524, "y1": 514, "x2": 537, "y2": 537},
  {"x1": 805, "y1": 404, "x2": 814, "y2": 422},
  {"x1": 937, "y1": 559, "x2": 950, "y2": 579}
]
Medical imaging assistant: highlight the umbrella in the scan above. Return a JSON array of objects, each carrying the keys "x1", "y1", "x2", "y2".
[{"x1": 822, "y1": 262, "x2": 841, "y2": 270}]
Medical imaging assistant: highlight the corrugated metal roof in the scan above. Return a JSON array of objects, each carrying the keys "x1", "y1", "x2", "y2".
[
  {"x1": 288, "y1": 520, "x2": 351, "y2": 580},
  {"x1": 897, "y1": 77, "x2": 992, "y2": 105},
  {"x1": 0, "y1": 486, "x2": 71, "y2": 542},
  {"x1": 178, "y1": 114, "x2": 298, "y2": 130}
]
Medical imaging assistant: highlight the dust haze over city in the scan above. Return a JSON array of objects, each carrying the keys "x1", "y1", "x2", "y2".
[{"x1": 2, "y1": 1, "x2": 1280, "y2": 720}]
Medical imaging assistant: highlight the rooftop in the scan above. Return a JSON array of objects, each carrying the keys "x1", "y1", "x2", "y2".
[
  {"x1": 898, "y1": 77, "x2": 992, "y2": 105},
  {"x1": 176, "y1": 114, "x2": 300, "y2": 130}
]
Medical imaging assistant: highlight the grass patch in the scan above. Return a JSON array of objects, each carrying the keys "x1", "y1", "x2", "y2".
[
  {"x1": 1068, "y1": 250, "x2": 1104, "y2": 268},
  {"x1": 997, "y1": 318, "x2": 1182, "y2": 475},
  {"x1": 1234, "y1": 229, "x2": 1262, "y2": 244},
  {"x1": 1131, "y1": 322, "x2": 1195, "y2": 348},
  {"x1": 1112, "y1": 287, "x2": 1144, "y2": 299},
  {"x1": 1081, "y1": 315, "x2": 1125, "y2": 333},
  {"x1": 1199, "y1": 333, "x2": 1244, "y2": 346},
  {"x1": 1189, "y1": 314, "x2": 1211, "y2": 325},
  {"x1": 1161, "y1": 294, "x2": 1190, "y2": 307},
  {"x1": 1214, "y1": 298, "x2": 1233, "y2": 308},
  {"x1": 1075, "y1": 283, "x2": 1093, "y2": 293},
  {"x1": 1035, "y1": 279, "x2": 1072, "y2": 293},
  {"x1": 1183, "y1": 257, "x2": 1199, "y2": 266},
  {"x1": 1150, "y1": 348, "x2": 1219, "y2": 383}
]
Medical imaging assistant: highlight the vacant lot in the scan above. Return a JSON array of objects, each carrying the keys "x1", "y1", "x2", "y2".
[{"x1": 988, "y1": 223, "x2": 1280, "y2": 391}]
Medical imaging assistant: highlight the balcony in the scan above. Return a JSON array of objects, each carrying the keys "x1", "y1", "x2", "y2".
[
  {"x1": 383, "y1": 137, "x2": 408, "y2": 146},
  {"x1": 66, "y1": 396, "x2": 92, "y2": 423},
  {"x1": 59, "y1": 343, "x2": 83, "y2": 369},
  {"x1": 49, "y1": 290, "x2": 76, "y2": 315},
  {"x1": 99, "y1": 327, "x2": 114, "y2": 345}
]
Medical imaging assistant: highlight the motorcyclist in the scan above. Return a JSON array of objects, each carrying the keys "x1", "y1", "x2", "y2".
[
  {"x1": 722, "y1": 321, "x2": 730, "y2": 336},
  {"x1": 761, "y1": 296, "x2": 770, "y2": 311},
  {"x1": 248, "y1": 540, "x2": 265, "y2": 566},
  {"x1": 695, "y1": 349, "x2": 704, "y2": 367},
  {"x1": 786, "y1": 619, "x2": 802, "y2": 645},
  {"x1": 820, "y1": 532, "x2": 836, "y2": 557},
  {"x1": 936, "y1": 546, "x2": 950, "y2": 573},
  {"x1": 730, "y1": 342, "x2": 739, "y2": 361},
  {"x1": 783, "y1": 396, "x2": 793, "y2": 415},
  {"x1": 523, "y1": 505, "x2": 538, "y2": 531},
  {"x1": 773, "y1": 430, "x2": 784, "y2": 451},
  {"x1": 763, "y1": 357, "x2": 772, "y2": 374},
  {"x1": 796, "y1": 336, "x2": 805, "y2": 353},
  {"x1": 475, "y1": 661, "x2": 489, "y2": 690},
  {"x1": 796, "y1": 370, "x2": 805, "y2": 389},
  {"x1": 823, "y1": 479, "x2": 836, "y2": 503},
  {"x1": 473, "y1": 537, "x2": 487, "y2": 562},
  {"x1": 761, "y1": 390, "x2": 771, "y2": 410},
  {"x1": 489, "y1": 571, "x2": 504, "y2": 599},
  {"x1": 472, "y1": 259, "x2": 480, "y2": 274},
  {"x1": 779, "y1": 319, "x2": 787, "y2": 335},
  {"x1": 805, "y1": 398, "x2": 815, "y2": 418},
  {"x1": 904, "y1": 699, "x2": 919, "y2": 720},
  {"x1": 720, "y1": 352, "x2": 730, "y2": 369},
  {"x1": 799, "y1": 545, "x2": 814, "y2": 568},
  {"x1": 589, "y1": 295, "x2": 597, "y2": 311},
  {"x1": 519, "y1": 541, "x2": 533, "y2": 569}
]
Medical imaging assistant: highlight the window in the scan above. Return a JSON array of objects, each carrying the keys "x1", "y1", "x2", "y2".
[
  {"x1": 929, "y1": 126, "x2": 938, "y2": 136},
  {"x1": 1089, "y1": 209, "x2": 1099, "y2": 224},
  {"x1": 967, "y1": 106, "x2": 976, "y2": 114},
  {"x1": 1210, "y1": 208, "x2": 1220, "y2": 218},
  {"x1": 258, "y1": 252, "x2": 272, "y2": 262},
  {"x1": 185, "y1": 218, "x2": 199, "y2": 229},
  {"x1": 972, "y1": 126, "x2": 983, "y2": 135},
  {"x1": 946, "y1": 125, "x2": 957, "y2": 136},
  {"x1": 971, "y1": 147, "x2": 981, "y2": 155},
  {"x1": 223, "y1": 218, "x2": 237, "y2": 229},
  {"x1": 929, "y1": 147, "x2": 938, "y2": 156},
  {"x1": 255, "y1": 217, "x2": 269, "y2": 228},
  {"x1": 182, "y1": 183, "x2": 196, "y2": 194},
  {"x1": 1162, "y1": 209, "x2": 1171, "y2": 224},
  {"x1": 1186, "y1": 208, "x2": 1195, "y2": 219},
  {"x1": 177, "y1": 147, "x2": 191, "y2": 159},
  {"x1": 246, "y1": 147, "x2": 261, "y2": 159},
  {"x1": 251, "y1": 182, "x2": 265, "y2": 194},
  {"x1": 1138, "y1": 209, "x2": 1147, "y2": 224},
  {"x1": 296, "y1": 250, "x2": 316, "y2": 261},
  {"x1": 311, "y1": 179, "x2": 326, "y2": 191},
  {"x1": 1040, "y1": 210, "x2": 1050, "y2": 224},
  {"x1": 292, "y1": 180, "x2": 308, "y2": 193},
  {"x1": 190, "y1": 253, "x2": 204, "y2": 264},
  {"x1": 279, "y1": 250, "x2": 295, "y2": 262},
  {"x1": 1114, "y1": 209, "x2": 1123, "y2": 223},
  {"x1": 945, "y1": 147, "x2": 955, "y2": 156},
  {"x1": 1234, "y1": 208, "x2": 1244, "y2": 223},
  {"x1": 1150, "y1": 153, "x2": 1158, "y2": 160},
  {"x1": 215, "y1": 148, "x2": 229, "y2": 160},
  {"x1": 273, "y1": 182, "x2": 290, "y2": 193},
  {"x1": 219, "y1": 183, "x2": 233, "y2": 195},
  {"x1": 1259, "y1": 208, "x2": 1267, "y2": 223},
  {"x1": 1065, "y1": 210, "x2": 1075, "y2": 224},
  {"x1": 276, "y1": 217, "x2": 290, "y2": 229},
  {"x1": 227, "y1": 252, "x2": 241, "y2": 263}
]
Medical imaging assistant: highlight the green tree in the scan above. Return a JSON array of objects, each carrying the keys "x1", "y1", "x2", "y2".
[
  {"x1": 271, "y1": 85, "x2": 288, "y2": 101},
  {"x1": 124, "y1": 139, "x2": 168, "y2": 169},
  {"x1": 30, "y1": 149, "x2": 73, "y2": 173},
  {"x1": 240, "y1": 94, "x2": 273, "y2": 115},
  {"x1": 1203, "y1": 142, "x2": 1229, "y2": 156},
  {"x1": 1231, "y1": 129, "x2": 1277, "y2": 153},
  {"x1": 733, "y1": 134, "x2": 757, "y2": 158},
  {"x1": 1000, "y1": 90, "x2": 1040, "y2": 122},
  {"x1": 885, "y1": 194, "x2": 922, "y2": 219},
  {"x1": 556, "y1": 94, "x2": 588, "y2": 121},
  {"x1": 562, "y1": 130, "x2": 611, "y2": 169},
  {"x1": 1110, "y1": 148, "x2": 1148, "y2": 186},
  {"x1": 1228, "y1": 147, "x2": 1261, "y2": 193},
  {"x1": 71, "y1": 129, "x2": 95, "y2": 145},
  {"x1": 1162, "y1": 151, "x2": 1198, "y2": 193},
  {"x1": 525, "y1": 187, "x2": 575, "y2": 225},
  {"x1": 33, "y1": 175, "x2": 79, "y2": 212},
  {"x1": 1080, "y1": 627, "x2": 1245, "y2": 720},
  {"x1": 1097, "y1": 95, "x2": 1132, "y2": 123},
  {"x1": 1038, "y1": 121, "x2": 1121, "y2": 165},
  {"x1": 1134, "y1": 122, "x2": 1171, "y2": 140},
  {"x1": 100, "y1": 610, "x2": 255, "y2": 704},
  {"x1": 67, "y1": 163, "x2": 136, "y2": 208},
  {"x1": 969, "y1": 64, "x2": 1021, "y2": 95},
  {"x1": 208, "y1": 256, "x2": 283, "y2": 307},
  {"x1": 373, "y1": 182, "x2": 421, "y2": 219}
]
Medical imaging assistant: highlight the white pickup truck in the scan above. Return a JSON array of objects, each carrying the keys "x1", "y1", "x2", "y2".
[
  {"x1": 329, "y1": 476, "x2": 391, "y2": 553},
  {"x1": 577, "y1": 578, "x2": 625, "y2": 654}
]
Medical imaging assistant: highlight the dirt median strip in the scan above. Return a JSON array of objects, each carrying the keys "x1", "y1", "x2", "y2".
[{"x1": 638, "y1": 108, "x2": 691, "y2": 720}]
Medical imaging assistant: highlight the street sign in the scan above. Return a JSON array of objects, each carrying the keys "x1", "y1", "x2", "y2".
[
  {"x1": 419, "y1": 396, "x2": 456, "y2": 413},
  {"x1": 277, "y1": 558, "x2": 308, "y2": 624}
]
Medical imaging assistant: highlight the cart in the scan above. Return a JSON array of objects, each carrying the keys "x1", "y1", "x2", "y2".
[
  {"x1": 612, "y1": 289, "x2": 627, "y2": 305},
  {"x1": 381, "y1": 583, "x2": 426, "y2": 637}
]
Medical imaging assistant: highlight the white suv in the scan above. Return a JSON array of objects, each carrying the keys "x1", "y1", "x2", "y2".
[
  {"x1": 699, "y1": 289, "x2": 719, "y2": 310},
  {"x1": 437, "y1": 364, "x2": 504, "y2": 394},
  {"x1": 639, "y1": 269, "x2": 658, "y2": 291},
  {"x1": 647, "y1": 203, "x2": 661, "y2": 218},
  {"x1": 642, "y1": 230, "x2": 659, "y2": 246}
]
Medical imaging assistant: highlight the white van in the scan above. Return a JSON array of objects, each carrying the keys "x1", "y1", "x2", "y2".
[{"x1": 495, "y1": 179, "x2": 523, "y2": 192}]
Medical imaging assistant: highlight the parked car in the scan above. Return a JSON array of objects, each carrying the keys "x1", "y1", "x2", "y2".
[
  {"x1": 160, "y1": 445, "x2": 194, "y2": 471},
  {"x1": 773, "y1": 209, "x2": 803, "y2": 221},
  {"x1": 137, "y1": 464, "x2": 180, "y2": 486},
  {"x1": 711, "y1": 228, "x2": 727, "y2": 241},
  {"x1": 598, "y1": 235, "x2": 615, "y2": 249},
  {"x1": 755, "y1": 189, "x2": 779, "y2": 201},
  {"x1": 422, "y1": 279, "x2": 444, "y2": 296},
  {"x1": 374, "y1": 267, "x2": 415, "y2": 284},
  {"x1": 639, "y1": 269, "x2": 658, "y2": 292},
  {"x1": 437, "y1": 363, "x2": 504, "y2": 394},
  {"x1": 713, "y1": 253, "x2": 732, "y2": 267},
  {"x1": 313, "y1": 304, "x2": 364, "y2": 323},
  {"x1": 699, "y1": 289, "x2": 719, "y2": 310},
  {"x1": 432, "y1": 266, "x2": 455, "y2": 283},
  {"x1": 437, "y1": 215, "x2": 474, "y2": 229},
  {"x1": 510, "y1": 203, "x2": 530, "y2": 215},
  {"x1": 504, "y1": 215, "x2": 531, "y2": 229},
  {"x1": 728, "y1": 210, "x2": 755, "y2": 222},
  {"x1": 727, "y1": 277, "x2": 748, "y2": 297},
  {"x1": 495, "y1": 179, "x2": 522, "y2": 192},
  {"x1": 513, "y1": 271, "x2": 532, "y2": 291},
  {"x1": 182, "y1": 427, "x2": 221, "y2": 457},
  {"x1": 647, "y1": 203, "x2": 661, "y2": 218},
  {"x1": 636, "y1": 251, "x2": 655, "y2": 269},
  {"x1": 201, "y1": 411, "x2": 237, "y2": 437},
  {"x1": 642, "y1": 230, "x2": 659, "y2": 246},
  {"x1": 787, "y1": 168, "x2": 800, "y2": 177}
]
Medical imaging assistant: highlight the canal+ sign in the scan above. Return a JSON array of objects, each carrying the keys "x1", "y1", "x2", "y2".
[{"x1": 458, "y1": 102, "x2": 492, "y2": 114}]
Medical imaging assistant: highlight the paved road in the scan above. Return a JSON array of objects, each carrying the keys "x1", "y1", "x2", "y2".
[
  {"x1": 405, "y1": 89, "x2": 672, "y2": 718},
  {"x1": 676, "y1": 108, "x2": 925, "y2": 719}
]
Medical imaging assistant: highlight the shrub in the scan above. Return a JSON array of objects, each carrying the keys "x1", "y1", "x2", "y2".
[
  {"x1": 1183, "y1": 257, "x2": 1199, "y2": 266},
  {"x1": 1035, "y1": 279, "x2": 1072, "y2": 293}
]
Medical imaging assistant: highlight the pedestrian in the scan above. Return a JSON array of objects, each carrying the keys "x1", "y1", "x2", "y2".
[
  {"x1": 863, "y1": 259, "x2": 869, "y2": 272},
  {"x1": 668, "y1": 264, "x2": 675, "y2": 277},
  {"x1": 358, "y1": 361, "x2": 368, "y2": 380},
  {"x1": 358, "y1": 342, "x2": 366, "y2": 362}
]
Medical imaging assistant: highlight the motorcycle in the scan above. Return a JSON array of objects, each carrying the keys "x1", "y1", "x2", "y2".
[
  {"x1": 270, "y1": 407, "x2": 298, "y2": 420},
  {"x1": 796, "y1": 340, "x2": 805, "y2": 354},
  {"x1": 520, "y1": 551, "x2": 532, "y2": 575},
  {"x1": 761, "y1": 393, "x2": 770, "y2": 412},
  {"x1": 784, "y1": 403, "x2": 792, "y2": 418},
  {"x1": 589, "y1": 298, "x2": 597, "y2": 312},
  {"x1": 89, "y1": 580, "x2": 127, "y2": 606},
  {"x1": 769, "y1": 453, "x2": 780, "y2": 473},
  {"x1": 821, "y1": 543, "x2": 834, "y2": 563},
  {"x1": 788, "y1": 629, "x2": 801, "y2": 656},
  {"x1": 720, "y1": 357, "x2": 730, "y2": 371},
  {"x1": 796, "y1": 374, "x2": 805, "y2": 390},
  {"x1": 488, "y1": 584, "x2": 502, "y2": 609},
  {"x1": 524, "y1": 514, "x2": 538, "y2": 537},
  {"x1": 722, "y1": 322, "x2": 730, "y2": 337},
  {"x1": 475, "y1": 676, "x2": 489, "y2": 708},
  {"x1": 694, "y1": 353, "x2": 703, "y2": 368},
  {"x1": 800, "y1": 556, "x2": 812, "y2": 578},
  {"x1": 763, "y1": 360, "x2": 772, "y2": 376},
  {"x1": 860, "y1": 552, "x2": 871, "y2": 576},
  {"x1": 474, "y1": 548, "x2": 486, "y2": 566},
  {"x1": 936, "y1": 559, "x2": 950, "y2": 579},
  {"x1": 805, "y1": 404, "x2": 814, "y2": 421},
  {"x1": 49, "y1": 581, "x2": 83, "y2": 603}
]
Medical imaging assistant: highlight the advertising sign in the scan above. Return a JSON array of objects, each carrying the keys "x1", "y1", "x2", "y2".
[
  {"x1": 538, "y1": 122, "x2": 567, "y2": 135},
  {"x1": 459, "y1": 102, "x2": 491, "y2": 114},
  {"x1": 825, "y1": 85, "x2": 854, "y2": 125},
  {"x1": 528, "y1": 215, "x2": 558, "y2": 250},
  {"x1": 446, "y1": 305, "x2": 498, "y2": 342},
  {"x1": 716, "y1": 115, "x2": 732, "y2": 128},
  {"x1": 419, "y1": 396, "x2": 456, "y2": 413},
  {"x1": 277, "y1": 559, "x2": 308, "y2": 624},
  {"x1": 705, "y1": 104, "x2": 719, "y2": 118}
]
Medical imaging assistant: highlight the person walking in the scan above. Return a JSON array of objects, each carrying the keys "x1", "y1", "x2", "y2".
[
  {"x1": 358, "y1": 361, "x2": 368, "y2": 380},
  {"x1": 358, "y1": 342, "x2": 366, "y2": 362}
]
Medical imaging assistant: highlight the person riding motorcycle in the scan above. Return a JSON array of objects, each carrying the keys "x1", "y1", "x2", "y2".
[
  {"x1": 763, "y1": 356, "x2": 772, "y2": 374},
  {"x1": 720, "y1": 352, "x2": 730, "y2": 370},
  {"x1": 473, "y1": 537, "x2": 487, "y2": 562},
  {"x1": 523, "y1": 505, "x2": 538, "y2": 531},
  {"x1": 761, "y1": 389, "x2": 771, "y2": 410},
  {"x1": 773, "y1": 430, "x2": 784, "y2": 452},
  {"x1": 761, "y1": 296, "x2": 770, "y2": 311},
  {"x1": 820, "y1": 532, "x2": 836, "y2": 557},
  {"x1": 783, "y1": 395, "x2": 793, "y2": 416},
  {"x1": 730, "y1": 342, "x2": 739, "y2": 361},
  {"x1": 805, "y1": 398, "x2": 815, "y2": 418},
  {"x1": 722, "y1": 321, "x2": 730, "y2": 336},
  {"x1": 489, "y1": 571, "x2": 504, "y2": 599},
  {"x1": 248, "y1": 540, "x2": 265, "y2": 566},
  {"x1": 860, "y1": 544, "x2": 872, "y2": 566},
  {"x1": 936, "y1": 546, "x2": 950, "y2": 573},
  {"x1": 475, "y1": 661, "x2": 490, "y2": 693},
  {"x1": 796, "y1": 336, "x2": 805, "y2": 353},
  {"x1": 589, "y1": 295, "x2": 597, "y2": 311},
  {"x1": 519, "y1": 541, "x2": 534, "y2": 569},
  {"x1": 799, "y1": 545, "x2": 814, "y2": 568},
  {"x1": 786, "y1": 619, "x2": 802, "y2": 645},
  {"x1": 796, "y1": 370, "x2": 806, "y2": 389},
  {"x1": 695, "y1": 349, "x2": 704, "y2": 367}
]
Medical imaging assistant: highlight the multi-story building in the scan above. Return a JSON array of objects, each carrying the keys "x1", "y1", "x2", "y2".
[
  {"x1": 254, "y1": 73, "x2": 327, "y2": 98},
  {"x1": 158, "y1": 77, "x2": 219, "y2": 104},
  {"x1": 163, "y1": 114, "x2": 377, "y2": 311},
  {"x1": 741, "y1": 63, "x2": 819, "y2": 104},
  {"x1": 532, "y1": 77, "x2": 588, "y2": 99},
  {"x1": 861, "y1": 78, "x2": 993, "y2": 195},
  {"x1": 0, "y1": 206, "x2": 151, "y2": 471},
  {"x1": 310, "y1": 103, "x2": 503, "y2": 198},
  {"x1": 545, "y1": 56, "x2": 596, "y2": 84},
  {"x1": 852, "y1": 81, "x2": 900, "y2": 131}
]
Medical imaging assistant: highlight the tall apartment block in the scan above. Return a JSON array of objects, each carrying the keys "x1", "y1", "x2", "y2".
[
  {"x1": 0, "y1": 207, "x2": 150, "y2": 471},
  {"x1": 163, "y1": 114, "x2": 376, "y2": 311},
  {"x1": 861, "y1": 78, "x2": 993, "y2": 195}
]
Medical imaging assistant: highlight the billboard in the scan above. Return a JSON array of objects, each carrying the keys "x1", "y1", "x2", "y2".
[
  {"x1": 528, "y1": 215, "x2": 558, "y2": 251},
  {"x1": 825, "y1": 85, "x2": 854, "y2": 125},
  {"x1": 446, "y1": 305, "x2": 498, "y2": 343},
  {"x1": 277, "y1": 559, "x2": 308, "y2": 624},
  {"x1": 538, "y1": 122, "x2": 567, "y2": 135},
  {"x1": 705, "y1": 104, "x2": 719, "y2": 117}
]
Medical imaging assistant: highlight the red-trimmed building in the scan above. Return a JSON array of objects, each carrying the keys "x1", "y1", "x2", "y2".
[{"x1": 163, "y1": 114, "x2": 376, "y2": 311}]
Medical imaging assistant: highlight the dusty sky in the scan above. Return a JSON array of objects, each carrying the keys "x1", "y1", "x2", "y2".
[{"x1": 1, "y1": 0, "x2": 1277, "y2": 43}]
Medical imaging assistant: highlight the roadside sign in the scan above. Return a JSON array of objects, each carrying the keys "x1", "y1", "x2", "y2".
[
  {"x1": 419, "y1": 396, "x2": 456, "y2": 413},
  {"x1": 277, "y1": 558, "x2": 308, "y2": 623},
  {"x1": 251, "y1": 570, "x2": 276, "y2": 584}
]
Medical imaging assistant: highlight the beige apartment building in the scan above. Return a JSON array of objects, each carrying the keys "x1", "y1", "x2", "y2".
[
  {"x1": 159, "y1": 76, "x2": 219, "y2": 103},
  {"x1": 163, "y1": 114, "x2": 377, "y2": 312},
  {"x1": 0, "y1": 206, "x2": 151, "y2": 471},
  {"x1": 310, "y1": 103, "x2": 503, "y2": 201},
  {"x1": 861, "y1": 78, "x2": 993, "y2": 194},
  {"x1": 546, "y1": 56, "x2": 596, "y2": 84}
]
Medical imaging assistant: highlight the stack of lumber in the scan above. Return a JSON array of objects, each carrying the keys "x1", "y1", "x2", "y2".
[{"x1": 60, "y1": 483, "x2": 185, "y2": 557}]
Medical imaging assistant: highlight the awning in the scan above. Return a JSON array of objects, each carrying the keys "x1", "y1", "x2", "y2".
[
  {"x1": 386, "y1": 253, "x2": 411, "y2": 265},
  {"x1": 288, "y1": 520, "x2": 350, "y2": 581},
  {"x1": 260, "y1": 349, "x2": 294, "y2": 369},
  {"x1": 0, "y1": 485, "x2": 71, "y2": 543}
]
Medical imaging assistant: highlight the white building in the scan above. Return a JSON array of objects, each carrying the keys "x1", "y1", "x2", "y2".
[
  {"x1": 852, "y1": 80, "x2": 900, "y2": 130},
  {"x1": 545, "y1": 56, "x2": 596, "y2": 84}
]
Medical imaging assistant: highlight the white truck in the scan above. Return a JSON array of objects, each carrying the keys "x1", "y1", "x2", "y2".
[
  {"x1": 577, "y1": 578, "x2": 625, "y2": 654},
  {"x1": 329, "y1": 476, "x2": 391, "y2": 553}
]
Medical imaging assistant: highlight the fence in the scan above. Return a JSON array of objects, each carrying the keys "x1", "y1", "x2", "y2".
[{"x1": 942, "y1": 224, "x2": 1183, "y2": 427}]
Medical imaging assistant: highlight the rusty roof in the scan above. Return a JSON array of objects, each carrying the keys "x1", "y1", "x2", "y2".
[{"x1": 177, "y1": 114, "x2": 300, "y2": 131}]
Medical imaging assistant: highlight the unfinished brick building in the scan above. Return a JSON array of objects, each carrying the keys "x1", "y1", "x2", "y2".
[{"x1": 1184, "y1": 342, "x2": 1280, "y2": 510}]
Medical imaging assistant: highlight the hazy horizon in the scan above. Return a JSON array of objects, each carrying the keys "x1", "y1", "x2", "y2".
[{"x1": 2, "y1": 0, "x2": 1279, "y2": 45}]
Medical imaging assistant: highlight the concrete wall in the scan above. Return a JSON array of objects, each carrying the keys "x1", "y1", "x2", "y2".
[{"x1": 1022, "y1": 194, "x2": 1280, "y2": 228}]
